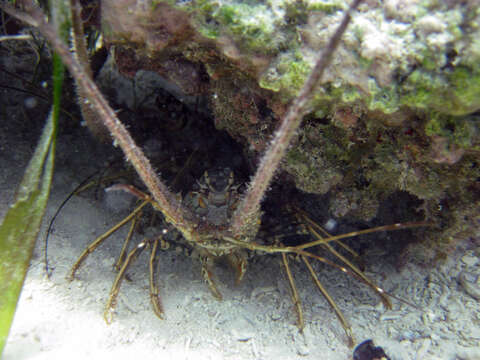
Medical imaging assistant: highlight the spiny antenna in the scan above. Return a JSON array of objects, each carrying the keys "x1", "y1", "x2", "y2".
[{"x1": 230, "y1": 0, "x2": 364, "y2": 238}]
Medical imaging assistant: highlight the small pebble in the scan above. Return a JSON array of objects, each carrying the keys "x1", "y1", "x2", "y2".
[
  {"x1": 230, "y1": 316, "x2": 255, "y2": 341},
  {"x1": 459, "y1": 271, "x2": 480, "y2": 301},
  {"x1": 270, "y1": 311, "x2": 282, "y2": 320},
  {"x1": 324, "y1": 218, "x2": 337, "y2": 231},
  {"x1": 295, "y1": 342, "x2": 310, "y2": 356},
  {"x1": 24, "y1": 97, "x2": 38, "y2": 109},
  {"x1": 468, "y1": 326, "x2": 480, "y2": 340},
  {"x1": 380, "y1": 311, "x2": 404, "y2": 321},
  {"x1": 456, "y1": 345, "x2": 480, "y2": 360},
  {"x1": 461, "y1": 254, "x2": 479, "y2": 267},
  {"x1": 415, "y1": 338, "x2": 431, "y2": 360},
  {"x1": 399, "y1": 330, "x2": 417, "y2": 341}
]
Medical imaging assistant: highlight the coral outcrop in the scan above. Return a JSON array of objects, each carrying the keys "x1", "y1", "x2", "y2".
[{"x1": 95, "y1": 0, "x2": 479, "y2": 262}]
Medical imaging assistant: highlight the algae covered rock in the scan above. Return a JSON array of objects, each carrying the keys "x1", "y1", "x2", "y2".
[{"x1": 96, "y1": 0, "x2": 480, "y2": 262}]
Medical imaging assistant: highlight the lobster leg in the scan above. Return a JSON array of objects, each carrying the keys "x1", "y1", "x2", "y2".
[
  {"x1": 302, "y1": 256, "x2": 355, "y2": 347},
  {"x1": 226, "y1": 250, "x2": 248, "y2": 284},
  {"x1": 282, "y1": 253, "x2": 305, "y2": 331},
  {"x1": 104, "y1": 239, "x2": 148, "y2": 324},
  {"x1": 149, "y1": 237, "x2": 164, "y2": 319},
  {"x1": 201, "y1": 256, "x2": 223, "y2": 300},
  {"x1": 67, "y1": 199, "x2": 150, "y2": 280},
  {"x1": 114, "y1": 209, "x2": 142, "y2": 271}
]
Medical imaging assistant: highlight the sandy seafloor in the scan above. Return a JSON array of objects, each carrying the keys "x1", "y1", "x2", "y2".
[{"x1": 1, "y1": 116, "x2": 480, "y2": 360}]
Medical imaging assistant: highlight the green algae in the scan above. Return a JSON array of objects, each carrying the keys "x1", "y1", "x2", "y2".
[
  {"x1": 284, "y1": 144, "x2": 344, "y2": 194},
  {"x1": 447, "y1": 66, "x2": 480, "y2": 115},
  {"x1": 283, "y1": 122, "x2": 348, "y2": 194},
  {"x1": 425, "y1": 114, "x2": 478, "y2": 149},
  {"x1": 259, "y1": 56, "x2": 480, "y2": 119},
  {"x1": 401, "y1": 66, "x2": 480, "y2": 116},
  {"x1": 259, "y1": 52, "x2": 311, "y2": 96},
  {"x1": 194, "y1": 1, "x2": 283, "y2": 54}
]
